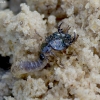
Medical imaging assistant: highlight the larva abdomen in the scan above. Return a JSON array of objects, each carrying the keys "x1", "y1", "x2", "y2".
[{"x1": 20, "y1": 59, "x2": 47, "y2": 71}]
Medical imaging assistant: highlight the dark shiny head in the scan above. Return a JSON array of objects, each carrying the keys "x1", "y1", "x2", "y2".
[{"x1": 39, "y1": 53, "x2": 45, "y2": 61}]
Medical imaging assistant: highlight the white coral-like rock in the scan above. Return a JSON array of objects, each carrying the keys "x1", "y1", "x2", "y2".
[{"x1": 12, "y1": 76, "x2": 47, "y2": 100}]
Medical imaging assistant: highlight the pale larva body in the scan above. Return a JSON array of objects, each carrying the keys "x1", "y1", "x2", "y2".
[
  {"x1": 11, "y1": 58, "x2": 48, "y2": 77},
  {"x1": 20, "y1": 59, "x2": 47, "y2": 71}
]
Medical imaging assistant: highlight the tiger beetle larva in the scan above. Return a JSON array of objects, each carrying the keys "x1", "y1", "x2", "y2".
[{"x1": 18, "y1": 22, "x2": 78, "y2": 72}]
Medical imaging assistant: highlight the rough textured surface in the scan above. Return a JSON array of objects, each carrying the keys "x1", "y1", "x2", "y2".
[{"x1": 0, "y1": 0, "x2": 100, "y2": 100}]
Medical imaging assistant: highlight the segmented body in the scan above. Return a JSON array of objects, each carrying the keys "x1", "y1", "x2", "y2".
[
  {"x1": 19, "y1": 59, "x2": 47, "y2": 71},
  {"x1": 17, "y1": 22, "x2": 78, "y2": 72}
]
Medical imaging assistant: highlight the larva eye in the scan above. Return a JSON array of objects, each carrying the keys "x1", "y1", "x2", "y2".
[{"x1": 39, "y1": 53, "x2": 45, "y2": 61}]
